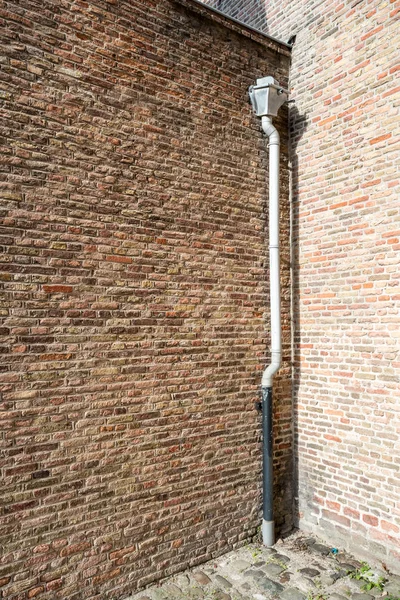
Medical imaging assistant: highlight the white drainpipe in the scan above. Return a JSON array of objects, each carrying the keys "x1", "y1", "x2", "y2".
[
  {"x1": 261, "y1": 115, "x2": 281, "y2": 390},
  {"x1": 249, "y1": 77, "x2": 288, "y2": 547}
]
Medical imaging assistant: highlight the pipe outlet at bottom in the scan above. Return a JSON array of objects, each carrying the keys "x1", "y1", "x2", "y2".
[{"x1": 262, "y1": 519, "x2": 275, "y2": 547}]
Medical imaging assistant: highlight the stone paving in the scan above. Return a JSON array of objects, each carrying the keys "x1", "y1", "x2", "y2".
[{"x1": 128, "y1": 531, "x2": 400, "y2": 600}]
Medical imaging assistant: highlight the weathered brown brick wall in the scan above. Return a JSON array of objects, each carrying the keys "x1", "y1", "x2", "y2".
[
  {"x1": 267, "y1": 0, "x2": 400, "y2": 572},
  {"x1": 0, "y1": 1, "x2": 291, "y2": 598}
]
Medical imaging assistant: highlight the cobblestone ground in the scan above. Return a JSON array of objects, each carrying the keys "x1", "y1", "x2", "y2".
[{"x1": 127, "y1": 531, "x2": 400, "y2": 600}]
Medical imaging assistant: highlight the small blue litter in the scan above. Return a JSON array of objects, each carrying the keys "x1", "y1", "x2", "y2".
[{"x1": 331, "y1": 548, "x2": 338, "y2": 555}]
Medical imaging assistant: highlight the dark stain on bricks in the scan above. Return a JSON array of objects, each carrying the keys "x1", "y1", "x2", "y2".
[{"x1": 32, "y1": 470, "x2": 51, "y2": 479}]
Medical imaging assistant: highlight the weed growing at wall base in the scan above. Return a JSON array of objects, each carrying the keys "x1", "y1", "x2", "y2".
[{"x1": 348, "y1": 562, "x2": 386, "y2": 592}]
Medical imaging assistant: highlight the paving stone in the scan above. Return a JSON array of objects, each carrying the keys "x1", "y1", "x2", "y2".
[
  {"x1": 334, "y1": 569, "x2": 348, "y2": 580},
  {"x1": 338, "y1": 559, "x2": 362, "y2": 569},
  {"x1": 368, "y1": 588, "x2": 385, "y2": 598},
  {"x1": 310, "y1": 543, "x2": 331, "y2": 556},
  {"x1": 320, "y1": 572, "x2": 337, "y2": 586},
  {"x1": 330, "y1": 595, "x2": 349, "y2": 600},
  {"x1": 280, "y1": 588, "x2": 307, "y2": 600},
  {"x1": 312, "y1": 562, "x2": 326, "y2": 571},
  {"x1": 214, "y1": 575, "x2": 232, "y2": 589},
  {"x1": 256, "y1": 548, "x2": 277, "y2": 558},
  {"x1": 152, "y1": 590, "x2": 167, "y2": 600},
  {"x1": 213, "y1": 591, "x2": 231, "y2": 600},
  {"x1": 340, "y1": 563, "x2": 357, "y2": 573},
  {"x1": 388, "y1": 574, "x2": 400, "y2": 587},
  {"x1": 192, "y1": 572, "x2": 211, "y2": 586},
  {"x1": 244, "y1": 570, "x2": 284, "y2": 593},
  {"x1": 351, "y1": 594, "x2": 374, "y2": 600},
  {"x1": 243, "y1": 569, "x2": 265, "y2": 583},
  {"x1": 230, "y1": 559, "x2": 251, "y2": 572},
  {"x1": 279, "y1": 571, "x2": 292, "y2": 584},
  {"x1": 162, "y1": 583, "x2": 183, "y2": 598},
  {"x1": 299, "y1": 568, "x2": 320, "y2": 578},
  {"x1": 175, "y1": 574, "x2": 190, "y2": 586},
  {"x1": 257, "y1": 576, "x2": 284, "y2": 595},
  {"x1": 304, "y1": 538, "x2": 316, "y2": 546},
  {"x1": 336, "y1": 586, "x2": 352, "y2": 597},
  {"x1": 261, "y1": 562, "x2": 285, "y2": 578},
  {"x1": 273, "y1": 553, "x2": 291, "y2": 564},
  {"x1": 187, "y1": 588, "x2": 204, "y2": 599},
  {"x1": 298, "y1": 577, "x2": 317, "y2": 591},
  {"x1": 331, "y1": 572, "x2": 345, "y2": 583},
  {"x1": 385, "y1": 579, "x2": 400, "y2": 595}
]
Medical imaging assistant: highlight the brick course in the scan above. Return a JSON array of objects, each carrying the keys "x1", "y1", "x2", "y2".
[{"x1": 0, "y1": 1, "x2": 290, "y2": 598}]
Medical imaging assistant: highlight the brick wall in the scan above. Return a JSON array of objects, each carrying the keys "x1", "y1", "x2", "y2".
[
  {"x1": 199, "y1": 0, "x2": 400, "y2": 575},
  {"x1": 0, "y1": 1, "x2": 291, "y2": 598},
  {"x1": 202, "y1": 0, "x2": 268, "y2": 34},
  {"x1": 267, "y1": 0, "x2": 400, "y2": 572}
]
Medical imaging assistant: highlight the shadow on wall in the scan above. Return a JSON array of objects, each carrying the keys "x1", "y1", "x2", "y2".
[
  {"x1": 204, "y1": 0, "x2": 269, "y2": 34},
  {"x1": 289, "y1": 103, "x2": 309, "y2": 526}
]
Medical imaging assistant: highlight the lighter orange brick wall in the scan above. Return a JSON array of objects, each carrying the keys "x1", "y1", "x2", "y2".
[
  {"x1": 198, "y1": 0, "x2": 400, "y2": 571},
  {"x1": 266, "y1": 0, "x2": 400, "y2": 571}
]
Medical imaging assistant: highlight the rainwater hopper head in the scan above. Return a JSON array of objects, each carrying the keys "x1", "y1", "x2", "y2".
[{"x1": 248, "y1": 76, "x2": 288, "y2": 117}]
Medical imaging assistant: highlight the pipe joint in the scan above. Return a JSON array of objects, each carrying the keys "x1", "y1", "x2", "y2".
[
  {"x1": 261, "y1": 116, "x2": 280, "y2": 145},
  {"x1": 261, "y1": 353, "x2": 281, "y2": 388}
]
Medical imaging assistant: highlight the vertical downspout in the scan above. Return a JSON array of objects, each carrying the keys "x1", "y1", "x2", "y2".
[
  {"x1": 260, "y1": 116, "x2": 281, "y2": 547},
  {"x1": 248, "y1": 78, "x2": 288, "y2": 547}
]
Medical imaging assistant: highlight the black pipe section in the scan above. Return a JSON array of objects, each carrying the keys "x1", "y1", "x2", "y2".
[{"x1": 262, "y1": 386, "x2": 273, "y2": 522}]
